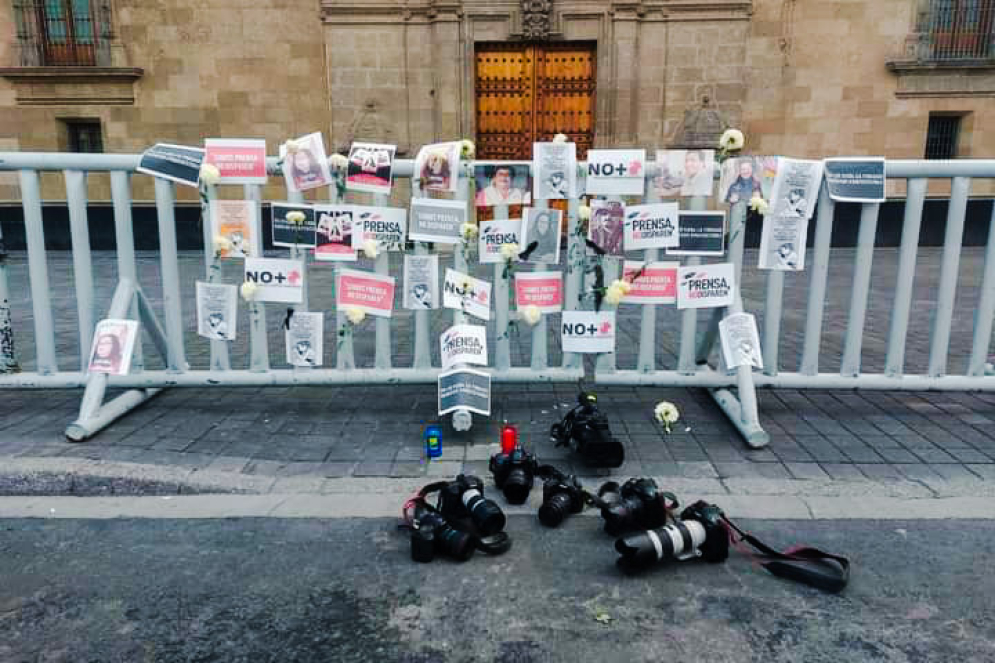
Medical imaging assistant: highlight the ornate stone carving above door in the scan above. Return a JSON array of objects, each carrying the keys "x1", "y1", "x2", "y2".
[{"x1": 520, "y1": 0, "x2": 552, "y2": 40}]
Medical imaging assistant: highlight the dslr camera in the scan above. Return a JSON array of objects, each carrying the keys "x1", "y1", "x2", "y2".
[
  {"x1": 550, "y1": 391, "x2": 625, "y2": 468},
  {"x1": 614, "y1": 500, "x2": 730, "y2": 574},
  {"x1": 537, "y1": 471, "x2": 586, "y2": 528},
  {"x1": 409, "y1": 502, "x2": 476, "y2": 563},
  {"x1": 437, "y1": 474, "x2": 507, "y2": 536},
  {"x1": 490, "y1": 444, "x2": 539, "y2": 504},
  {"x1": 597, "y1": 478, "x2": 673, "y2": 536}
]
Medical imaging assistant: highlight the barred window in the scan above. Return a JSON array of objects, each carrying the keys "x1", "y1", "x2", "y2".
[
  {"x1": 924, "y1": 0, "x2": 995, "y2": 60},
  {"x1": 63, "y1": 119, "x2": 103, "y2": 153},
  {"x1": 924, "y1": 114, "x2": 962, "y2": 159},
  {"x1": 12, "y1": 0, "x2": 112, "y2": 66}
]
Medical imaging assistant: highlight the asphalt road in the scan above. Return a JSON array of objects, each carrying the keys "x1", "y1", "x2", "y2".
[{"x1": 1, "y1": 516, "x2": 993, "y2": 662}]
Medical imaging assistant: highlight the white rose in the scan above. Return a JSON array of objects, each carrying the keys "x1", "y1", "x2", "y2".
[
  {"x1": 654, "y1": 401, "x2": 680, "y2": 432},
  {"x1": 719, "y1": 128, "x2": 745, "y2": 151},
  {"x1": 362, "y1": 238, "x2": 378, "y2": 259},
  {"x1": 283, "y1": 139, "x2": 300, "y2": 154},
  {"x1": 199, "y1": 163, "x2": 221, "y2": 187},
  {"x1": 240, "y1": 282, "x2": 258, "y2": 301},
  {"x1": 212, "y1": 235, "x2": 231, "y2": 255},
  {"x1": 520, "y1": 305, "x2": 542, "y2": 326},
  {"x1": 552, "y1": 133, "x2": 569, "y2": 144},
  {"x1": 460, "y1": 139, "x2": 476, "y2": 159},
  {"x1": 460, "y1": 222, "x2": 478, "y2": 240},
  {"x1": 329, "y1": 153, "x2": 349, "y2": 170},
  {"x1": 578, "y1": 204, "x2": 591, "y2": 221},
  {"x1": 604, "y1": 283, "x2": 625, "y2": 306},
  {"x1": 286, "y1": 210, "x2": 307, "y2": 226},
  {"x1": 500, "y1": 242, "x2": 519, "y2": 261},
  {"x1": 749, "y1": 195, "x2": 769, "y2": 215},
  {"x1": 345, "y1": 306, "x2": 366, "y2": 325}
]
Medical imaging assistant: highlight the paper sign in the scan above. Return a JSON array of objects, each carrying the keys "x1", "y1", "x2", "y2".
[
  {"x1": 441, "y1": 324, "x2": 489, "y2": 370},
  {"x1": 667, "y1": 211, "x2": 726, "y2": 256},
  {"x1": 87, "y1": 319, "x2": 138, "y2": 375},
  {"x1": 478, "y1": 218, "x2": 522, "y2": 264},
  {"x1": 196, "y1": 282, "x2": 238, "y2": 341},
  {"x1": 824, "y1": 158, "x2": 886, "y2": 203},
  {"x1": 438, "y1": 368, "x2": 491, "y2": 416},
  {"x1": 677, "y1": 263, "x2": 735, "y2": 309},
  {"x1": 350, "y1": 206, "x2": 406, "y2": 251},
  {"x1": 346, "y1": 142, "x2": 396, "y2": 194},
  {"x1": 586, "y1": 149, "x2": 646, "y2": 196},
  {"x1": 588, "y1": 199, "x2": 625, "y2": 257},
  {"x1": 533, "y1": 142, "x2": 577, "y2": 199},
  {"x1": 443, "y1": 268, "x2": 491, "y2": 321},
  {"x1": 758, "y1": 215, "x2": 807, "y2": 271},
  {"x1": 415, "y1": 141, "x2": 461, "y2": 193},
  {"x1": 204, "y1": 138, "x2": 267, "y2": 184},
  {"x1": 474, "y1": 162, "x2": 532, "y2": 207},
  {"x1": 624, "y1": 203, "x2": 679, "y2": 251},
  {"x1": 521, "y1": 208, "x2": 563, "y2": 264},
  {"x1": 769, "y1": 157, "x2": 823, "y2": 220},
  {"x1": 621, "y1": 261, "x2": 678, "y2": 305},
  {"x1": 137, "y1": 143, "x2": 205, "y2": 188},
  {"x1": 403, "y1": 254, "x2": 439, "y2": 309},
  {"x1": 720, "y1": 312, "x2": 763, "y2": 370},
  {"x1": 561, "y1": 311, "x2": 615, "y2": 354},
  {"x1": 409, "y1": 198, "x2": 466, "y2": 244},
  {"x1": 272, "y1": 203, "x2": 317, "y2": 248},
  {"x1": 244, "y1": 257, "x2": 304, "y2": 303},
  {"x1": 280, "y1": 132, "x2": 333, "y2": 193},
  {"x1": 653, "y1": 149, "x2": 716, "y2": 198},
  {"x1": 314, "y1": 204, "x2": 356, "y2": 261},
  {"x1": 515, "y1": 271, "x2": 563, "y2": 313},
  {"x1": 336, "y1": 267, "x2": 395, "y2": 317},
  {"x1": 210, "y1": 199, "x2": 257, "y2": 258},
  {"x1": 285, "y1": 311, "x2": 324, "y2": 367}
]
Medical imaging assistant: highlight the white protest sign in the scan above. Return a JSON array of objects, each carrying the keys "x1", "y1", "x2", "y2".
[
  {"x1": 285, "y1": 311, "x2": 324, "y2": 367},
  {"x1": 624, "y1": 202, "x2": 680, "y2": 251},
  {"x1": 676, "y1": 263, "x2": 735, "y2": 309},
  {"x1": 244, "y1": 257, "x2": 304, "y2": 303},
  {"x1": 438, "y1": 368, "x2": 491, "y2": 416},
  {"x1": 720, "y1": 312, "x2": 763, "y2": 370},
  {"x1": 769, "y1": 157, "x2": 823, "y2": 220},
  {"x1": 478, "y1": 218, "x2": 521, "y2": 264},
  {"x1": 586, "y1": 149, "x2": 646, "y2": 196},
  {"x1": 561, "y1": 311, "x2": 616, "y2": 354},
  {"x1": 403, "y1": 254, "x2": 439, "y2": 309},
  {"x1": 350, "y1": 205, "x2": 406, "y2": 251},
  {"x1": 409, "y1": 198, "x2": 466, "y2": 244},
  {"x1": 443, "y1": 268, "x2": 491, "y2": 321},
  {"x1": 196, "y1": 282, "x2": 238, "y2": 341},
  {"x1": 440, "y1": 324, "x2": 489, "y2": 370}
]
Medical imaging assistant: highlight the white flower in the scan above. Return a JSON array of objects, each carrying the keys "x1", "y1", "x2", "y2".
[
  {"x1": 552, "y1": 133, "x2": 569, "y2": 143},
  {"x1": 286, "y1": 210, "x2": 307, "y2": 226},
  {"x1": 460, "y1": 139, "x2": 476, "y2": 159},
  {"x1": 719, "y1": 128, "x2": 745, "y2": 151},
  {"x1": 460, "y1": 222, "x2": 478, "y2": 240},
  {"x1": 345, "y1": 306, "x2": 366, "y2": 325},
  {"x1": 199, "y1": 163, "x2": 221, "y2": 186},
  {"x1": 240, "y1": 282, "x2": 258, "y2": 301},
  {"x1": 212, "y1": 235, "x2": 231, "y2": 255},
  {"x1": 283, "y1": 139, "x2": 300, "y2": 154},
  {"x1": 362, "y1": 238, "x2": 378, "y2": 259},
  {"x1": 749, "y1": 195, "x2": 769, "y2": 215},
  {"x1": 460, "y1": 275, "x2": 475, "y2": 293},
  {"x1": 604, "y1": 283, "x2": 625, "y2": 306},
  {"x1": 499, "y1": 242, "x2": 519, "y2": 261},
  {"x1": 654, "y1": 401, "x2": 680, "y2": 433},
  {"x1": 329, "y1": 153, "x2": 349, "y2": 170},
  {"x1": 520, "y1": 305, "x2": 542, "y2": 326},
  {"x1": 578, "y1": 204, "x2": 591, "y2": 221},
  {"x1": 614, "y1": 279, "x2": 633, "y2": 295}
]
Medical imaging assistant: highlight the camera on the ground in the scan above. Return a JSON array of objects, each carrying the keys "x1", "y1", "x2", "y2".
[
  {"x1": 597, "y1": 478, "x2": 672, "y2": 536},
  {"x1": 614, "y1": 500, "x2": 730, "y2": 574},
  {"x1": 550, "y1": 391, "x2": 625, "y2": 467}
]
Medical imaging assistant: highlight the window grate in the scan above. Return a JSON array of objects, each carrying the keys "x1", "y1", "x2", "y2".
[
  {"x1": 924, "y1": 115, "x2": 962, "y2": 159},
  {"x1": 925, "y1": 0, "x2": 995, "y2": 60},
  {"x1": 65, "y1": 120, "x2": 103, "y2": 153}
]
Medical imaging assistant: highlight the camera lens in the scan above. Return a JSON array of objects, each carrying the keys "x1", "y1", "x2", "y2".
[
  {"x1": 462, "y1": 488, "x2": 507, "y2": 536},
  {"x1": 538, "y1": 491, "x2": 574, "y2": 528},
  {"x1": 502, "y1": 468, "x2": 533, "y2": 504},
  {"x1": 602, "y1": 502, "x2": 637, "y2": 536},
  {"x1": 614, "y1": 530, "x2": 672, "y2": 573},
  {"x1": 436, "y1": 525, "x2": 475, "y2": 561}
]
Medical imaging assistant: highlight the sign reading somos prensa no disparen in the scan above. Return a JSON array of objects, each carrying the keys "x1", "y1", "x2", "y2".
[
  {"x1": 676, "y1": 263, "x2": 735, "y2": 309},
  {"x1": 438, "y1": 368, "x2": 491, "y2": 416},
  {"x1": 440, "y1": 324, "x2": 488, "y2": 370}
]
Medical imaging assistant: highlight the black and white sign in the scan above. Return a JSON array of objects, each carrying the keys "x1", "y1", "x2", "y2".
[
  {"x1": 440, "y1": 324, "x2": 488, "y2": 370},
  {"x1": 521, "y1": 208, "x2": 563, "y2": 264},
  {"x1": 137, "y1": 143, "x2": 205, "y2": 188},
  {"x1": 409, "y1": 198, "x2": 466, "y2": 244},
  {"x1": 439, "y1": 368, "x2": 491, "y2": 416},
  {"x1": 403, "y1": 254, "x2": 439, "y2": 309},
  {"x1": 586, "y1": 149, "x2": 646, "y2": 196},
  {"x1": 561, "y1": 311, "x2": 616, "y2": 354},
  {"x1": 350, "y1": 205, "x2": 407, "y2": 251},
  {"x1": 443, "y1": 268, "x2": 491, "y2": 321},
  {"x1": 719, "y1": 312, "x2": 763, "y2": 370},
  {"x1": 758, "y1": 215, "x2": 807, "y2": 271},
  {"x1": 346, "y1": 142, "x2": 396, "y2": 195},
  {"x1": 677, "y1": 263, "x2": 735, "y2": 309},
  {"x1": 667, "y1": 211, "x2": 726, "y2": 256},
  {"x1": 823, "y1": 158, "x2": 886, "y2": 203},
  {"x1": 769, "y1": 158, "x2": 823, "y2": 220},
  {"x1": 196, "y1": 281, "x2": 237, "y2": 341},
  {"x1": 478, "y1": 218, "x2": 521, "y2": 264},
  {"x1": 244, "y1": 257, "x2": 305, "y2": 303},
  {"x1": 624, "y1": 202, "x2": 680, "y2": 251},
  {"x1": 533, "y1": 142, "x2": 577, "y2": 199},
  {"x1": 271, "y1": 203, "x2": 317, "y2": 248},
  {"x1": 285, "y1": 311, "x2": 324, "y2": 367}
]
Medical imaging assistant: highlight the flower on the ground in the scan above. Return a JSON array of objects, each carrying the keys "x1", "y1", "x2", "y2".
[
  {"x1": 212, "y1": 235, "x2": 231, "y2": 256},
  {"x1": 604, "y1": 279, "x2": 632, "y2": 306},
  {"x1": 329, "y1": 153, "x2": 349, "y2": 170},
  {"x1": 460, "y1": 222, "x2": 478, "y2": 241},
  {"x1": 362, "y1": 238, "x2": 378, "y2": 259},
  {"x1": 460, "y1": 139, "x2": 476, "y2": 159},
  {"x1": 345, "y1": 306, "x2": 366, "y2": 325},
  {"x1": 520, "y1": 305, "x2": 542, "y2": 326},
  {"x1": 283, "y1": 139, "x2": 300, "y2": 154},
  {"x1": 240, "y1": 282, "x2": 258, "y2": 301},
  {"x1": 500, "y1": 242, "x2": 519, "y2": 261},
  {"x1": 749, "y1": 194, "x2": 769, "y2": 215},
  {"x1": 199, "y1": 163, "x2": 221, "y2": 187},
  {"x1": 552, "y1": 133, "x2": 569, "y2": 143},
  {"x1": 578, "y1": 204, "x2": 591, "y2": 221},
  {"x1": 719, "y1": 128, "x2": 745, "y2": 152},
  {"x1": 286, "y1": 210, "x2": 307, "y2": 226},
  {"x1": 654, "y1": 401, "x2": 680, "y2": 433}
]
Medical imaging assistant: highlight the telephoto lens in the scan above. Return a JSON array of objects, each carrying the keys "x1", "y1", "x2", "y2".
[
  {"x1": 537, "y1": 475, "x2": 586, "y2": 528},
  {"x1": 455, "y1": 475, "x2": 507, "y2": 536},
  {"x1": 501, "y1": 464, "x2": 533, "y2": 504},
  {"x1": 614, "y1": 520, "x2": 708, "y2": 574}
]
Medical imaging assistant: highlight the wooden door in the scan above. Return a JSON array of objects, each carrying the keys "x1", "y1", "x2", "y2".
[{"x1": 475, "y1": 42, "x2": 596, "y2": 161}]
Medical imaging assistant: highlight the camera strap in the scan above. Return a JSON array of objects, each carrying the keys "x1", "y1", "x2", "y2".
[{"x1": 721, "y1": 516, "x2": 850, "y2": 593}]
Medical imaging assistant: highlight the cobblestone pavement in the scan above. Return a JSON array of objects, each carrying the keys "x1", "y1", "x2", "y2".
[{"x1": 1, "y1": 248, "x2": 993, "y2": 484}]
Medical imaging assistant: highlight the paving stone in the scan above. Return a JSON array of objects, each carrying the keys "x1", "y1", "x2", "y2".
[
  {"x1": 854, "y1": 463, "x2": 904, "y2": 480},
  {"x1": 352, "y1": 461, "x2": 394, "y2": 477},
  {"x1": 964, "y1": 464, "x2": 995, "y2": 481},
  {"x1": 784, "y1": 462, "x2": 831, "y2": 481},
  {"x1": 894, "y1": 463, "x2": 944, "y2": 482},
  {"x1": 819, "y1": 463, "x2": 868, "y2": 481},
  {"x1": 206, "y1": 455, "x2": 250, "y2": 473},
  {"x1": 676, "y1": 461, "x2": 718, "y2": 479},
  {"x1": 929, "y1": 464, "x2": 984, "y2": 481}
]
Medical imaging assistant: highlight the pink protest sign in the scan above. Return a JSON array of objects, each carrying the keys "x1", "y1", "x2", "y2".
[
  {"x1": 622, "y1": 261, "x2": 679, "y2": 305},
  {"x1": 515, "y1": 271, "x2": 563, "y2": 313},
  {"x1": 204, "y1": 139, "x2": 268, "y2": 184},
  {"x1": 336, "y1": 267, "x2": 396, "y2": 317}
]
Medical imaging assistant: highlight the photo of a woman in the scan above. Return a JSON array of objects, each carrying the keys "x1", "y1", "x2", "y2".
[
  {"x1": 87, "y1": 319, "x2": 137, "y2": 376},
  {"x1": 420, "y1": 151, "x2": 451, "y2": 191},
  {"x1": 522, "y1": 208, "x2": 562, "y2": 264},
  {"x1": 280, "y1": 132, "x2": 333, "y2": 193},
  {"x1": 290, "y1": 149, "x2": 323, "y2": 190},
  {"x1": 89, "y1": 333, "x2": 122, "y2": 374}
]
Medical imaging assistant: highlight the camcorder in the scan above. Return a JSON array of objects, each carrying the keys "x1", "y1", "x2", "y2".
[
  {"x1": 594, "y1": 478, "x2": 677, "y2": 536},
  {"x1": 550, "y1": 391, "x2": 625, "y2": 468}
]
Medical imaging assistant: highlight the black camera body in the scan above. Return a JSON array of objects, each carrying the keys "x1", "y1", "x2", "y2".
[
  {"x1": 538, "y1": 474, "x2": 586, "y2": 528},
  {"x1": 597, "y1": 478, "x2": 671, "y2": 536},
  {"x1": 550, "y1": 392, "x2": 625, "y2": 468},
  {"x1": 679, "y1": 500, "x2": 730, "y2": 564},
  {"x1": 489, "y1": 447, "x2": 538, "y2": 504},
  {"x1": 409, "y1": 504, "x2": 476, "y2": 563},
  {"x1": 437, "y1": 474, "x2": 506, "y2": 536},
  {"x1": 614, "y1": 500, "x2": 729, "y2": 573}
]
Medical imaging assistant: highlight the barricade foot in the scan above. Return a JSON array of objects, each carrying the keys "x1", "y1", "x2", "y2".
[
  {"x1": 708, "y1": 387, "x2": 770, "y2": 449},
  {"x1": 65, "y1": 388, "x2": 163, "y2": 442}
]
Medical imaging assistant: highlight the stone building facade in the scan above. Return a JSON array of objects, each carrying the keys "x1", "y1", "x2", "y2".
[{"x1": 2, "y1": 0, "x2": 994, "y2": 200}]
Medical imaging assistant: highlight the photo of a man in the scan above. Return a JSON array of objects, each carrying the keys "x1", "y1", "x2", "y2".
[
  {"x1": 656, "y1": 149, "x2": 716, "y2": 199},
  {"x1": 474, "y1": 164, "x2": 531, "y2": 207},
  {"x1": 410, "y1": 283, "x2": 432, "y2": 309},
  {"x1": 588, "y1": 200, "x2": 625, "y2": 257},
  {"x1": 723, "y1": 158, "x2": 763, "y2": 204},
  {"x1": 680, "y1": 150, "x2": 714, "y2": 197},
  {"x1": 207, "y1": 312, "x2": 228, "y2": 339},
  {"x1": 293, "y1": 339, "x2": 316, "y2": 366}
]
